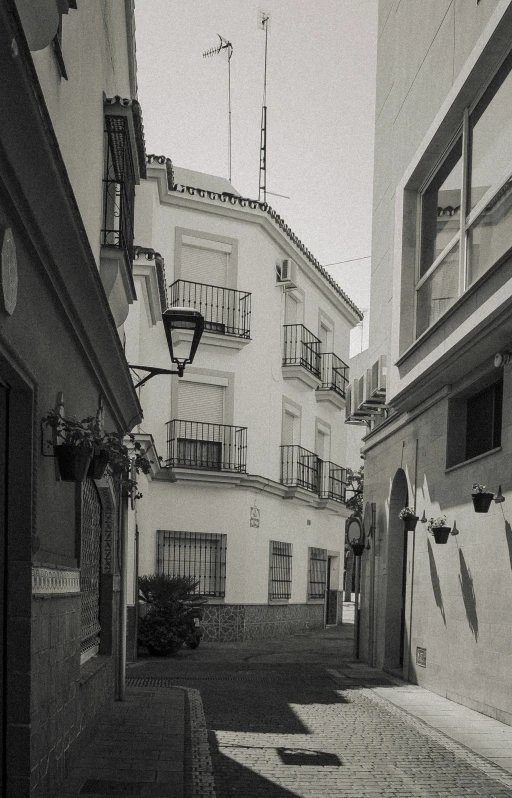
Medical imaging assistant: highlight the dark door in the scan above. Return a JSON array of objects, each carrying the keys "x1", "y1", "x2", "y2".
[
  {"x1": 399, "y1": 522, "x2": 408, "y2": 667},
  {"x1": 0, "y1": 382, "x2": 9, "y2": 792},
  {"x1": 325, "y1": 556, "x2": 337, "y2": 625}
]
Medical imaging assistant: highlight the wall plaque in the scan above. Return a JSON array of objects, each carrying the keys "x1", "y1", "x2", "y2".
[{"x1": 416, "y1": 646, "x2": 427, "y2": 667}]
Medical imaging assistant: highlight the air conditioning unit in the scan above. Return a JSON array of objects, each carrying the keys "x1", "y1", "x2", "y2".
[
  {"x1": 371, "y1": 355, "x2": 387, "y2": 400},
  {"x1": 363, "y1": 367, "x2": 385, "y2": 408},
  {"x1": 276, "y1": 258, "x2": 297, "y2": 286},
  {"x1": 347, "y1": 378, "x2": 369, "y2": 421}
]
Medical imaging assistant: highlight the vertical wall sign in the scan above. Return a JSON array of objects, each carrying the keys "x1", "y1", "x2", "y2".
[
  {"x1": 250, "y1": 506, "x2": 260, "y2": 528},
  {"x1": 1, "y1": 227, "x2": 17, "y2": 315}
]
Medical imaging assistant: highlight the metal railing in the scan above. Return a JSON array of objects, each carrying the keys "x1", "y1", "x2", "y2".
[
  {"x1": 281, "y1": 446, "x2": 347, "y2": 503},
  {"x1": 281, "y1": 445, "x2": 320, "y2": 493},
  {"x1": 101, "y1": 115, "x2": 135, "y2": 270},
  {"x1": 283, "y1": 325, "x2": 321, "y2": 378},
  {"x1": 169, "y1": 280, "x2": 251, "y2": 338},
  {"x1": 166, "y1": 420, "x2": 247, "y2": 473},
  {"x1": 318, "y1": 353, "x2": 349, "y2": 398},
  {"x1": 318, "y1": 460, "x2": 347, "y2": 503},
  {"x1": 157, "y1": 530, "x2": 226, "y2": 597}
]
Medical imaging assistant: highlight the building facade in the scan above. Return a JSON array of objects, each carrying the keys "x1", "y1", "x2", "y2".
[
  {"x1": 1, "y1": 2, "x2": 144, "y2": 794},
  {"x1": 125, "y1": 158, "x2": 363, "y2": 646},
  {"x1": 358, "y1": 0, "x2": 512, "y2": 725}
]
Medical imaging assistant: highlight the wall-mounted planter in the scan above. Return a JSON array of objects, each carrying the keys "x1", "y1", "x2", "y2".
[
  {"x1": 432, "y1": 527, "x2": 451, "y2": 544},
  {"x1": 471, "y1": 492, "x2": 494, "y2": 513},
  {"x1": 87, "y1": 449, "x2": 109, "y2": 480},
  {"x1": 403, "y1": 515, "x2": 419, "y2": 531},
  {"x1": 55, "y1": 444, "x2": 92, "y2": 482}
]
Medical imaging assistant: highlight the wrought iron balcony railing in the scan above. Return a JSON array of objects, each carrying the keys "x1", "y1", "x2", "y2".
[
  {"x1": 318, "y1": 353, "x2": 349, "y2": 398},
  {"x1": 101, "y1": 115, "x2": 135, "y2": 271},
  {"x1": 280, "y1": 446, "x2": 347, "y2": 503},
  {"x1": 283, "y1": 324, "x2": 321, "y2": 378},
  {"x1": 169, "y1": 280, "x2": 251, "y2": 339},
  {"x1": 166, "y1": 420, "x2": 247, "y2": 473},
  {"x1": 318, "y1": 460, "x2": 347, "y2": 503},
  {"x1": 281, "y1": 445, "x2": 320, "y2": 493}
]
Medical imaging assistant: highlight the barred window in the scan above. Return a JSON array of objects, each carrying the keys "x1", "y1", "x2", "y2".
[
  {"x1": 157, "y1": 531, "x2": 226, "y2": 597},
  {"x1": 308, "y1": 547, "x2": 327, "y2": 599},
  {"x1": 269, "y1": 540, "x2": 292, "y2": 600},
  {"x1": 102, "y1": 115, "x2": 136, "y2": 269}
]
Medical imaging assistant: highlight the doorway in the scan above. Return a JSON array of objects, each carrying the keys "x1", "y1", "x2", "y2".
[
  {"x1": 325, "y1": 555, "x2": 338, "y2": 625},
  {"x1": 384, "y1": 468, "x2": 409, "y2": 672},
  {"x1": 0, "y1": 381, "x2": 8, "y2": 793}
]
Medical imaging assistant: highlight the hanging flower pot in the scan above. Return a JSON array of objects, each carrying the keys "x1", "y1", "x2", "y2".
[
  {"x1": 87, "y1": 448, "x2": 110, "y2": 479},
  {"x1": 398, "y1": 507, "x2": 419, "y2": 531},
  {"x1": 54, "y1": 444, "x2": 92, "y2": 482},
  {"x1": 471, "y1": 484, "x2": 494, "y2": 513},
  {"x1": 432, "y1": 526, "x2": 451, "y2": 544}
]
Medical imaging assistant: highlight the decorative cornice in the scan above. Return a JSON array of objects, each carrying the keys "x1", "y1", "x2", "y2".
[
  {"x1": 133, "y1": 246, "x2": 167, "y2": 312},
  {"x1": 32, "y1": 567, "x2": 80, "y2": 596},
  {"x1": 145, "y1": 154, "x2": 363, "y2": 321}
]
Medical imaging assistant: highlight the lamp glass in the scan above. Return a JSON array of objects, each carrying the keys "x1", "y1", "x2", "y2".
[{"x1": 163, "y1": 307, "x2": 205, "y2": 370}]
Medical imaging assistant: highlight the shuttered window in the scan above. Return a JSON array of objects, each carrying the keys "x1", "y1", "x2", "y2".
[
  {"x1": 285, "y1": 293, "x2": 298, "y2": 325},
  {"x1": 178, "y1": 381, "x2": 224, "y2": 424},
  {"x1": 308, "y1": 547, "x2": 327, "y2": 600},
  {"x1": 282, "y1": 410, "x2": 297, "y2": 446},
  {"x1": 181, "y1": 244, "x2": 228, "y2": 287}
]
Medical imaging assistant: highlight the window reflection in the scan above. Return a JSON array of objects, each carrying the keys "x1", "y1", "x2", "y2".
[
  {"x1": 469, "y1": 50, "x2": 512, "y2": 212},
  {"x1": 416, "y1": 243, "x2": 460, "y2": 337},
  {"x1": 420, "y1": 138, "x2": 462, "y2": 277},
  {"x1": 467, "y1": 177, "x2": 512, "y2": 284}
]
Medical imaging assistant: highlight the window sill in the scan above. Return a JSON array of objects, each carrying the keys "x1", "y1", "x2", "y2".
[
  {"x1": 268, "y1": 599, "x2": 290, "y2": 605},
  {"x1": 445, "y1": 446, "x2": 502, "y2": 473},
  {"x1": 307, "y1": 598, "x2": 325, "y2": 604}
]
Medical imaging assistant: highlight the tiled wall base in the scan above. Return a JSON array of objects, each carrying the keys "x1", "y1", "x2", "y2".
[{"x1": 201, "y1": 603, "x2": 326, "y2": 642}]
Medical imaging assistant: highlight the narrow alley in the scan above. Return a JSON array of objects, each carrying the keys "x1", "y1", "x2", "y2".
[{"x1": 56, "y1": 611, "x2": 512, "y2": 798}]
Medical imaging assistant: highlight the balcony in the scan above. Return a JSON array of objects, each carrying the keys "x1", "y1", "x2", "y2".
[
  {"x1": 316, "y1": 353, "x2": 349, "y2": 409},
  {"x1": 282, "y1": 325, "x2": 321, "y2": 388},
  {"x1": 166, "y1": 420, "x2": 247, "y2": 473},
  {"x1": 280, "y1": 446, "x2": 347, "y2": 504},
  {"x1": 169, "y1": 280, "x2": 251, "y2": 340}
]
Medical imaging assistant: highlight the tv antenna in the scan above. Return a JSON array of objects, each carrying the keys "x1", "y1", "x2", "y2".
[
  {"x1": 203, "y1": 34, "x2": 233, "y2": 182},
  {"x1": 258, "y1": 10, "x2": 270, "y2": 202}
]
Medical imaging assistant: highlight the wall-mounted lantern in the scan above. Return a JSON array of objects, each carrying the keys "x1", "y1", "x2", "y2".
[{"x1": 130, "y1": 307, "x2": 205, "y2": 388}]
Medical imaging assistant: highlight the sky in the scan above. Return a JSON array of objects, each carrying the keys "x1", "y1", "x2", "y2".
[{"x1": 134, "y1": 0, "x2": 378, "y2": 325}]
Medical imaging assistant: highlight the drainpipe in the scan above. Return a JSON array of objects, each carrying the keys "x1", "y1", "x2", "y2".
[{"x1": 117, "y1": 492, "x2": 128, "y2": 701}]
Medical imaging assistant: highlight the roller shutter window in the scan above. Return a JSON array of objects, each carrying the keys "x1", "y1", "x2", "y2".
[
  {"x1": 282, "y1": 410, "x2": 297, "y2": 446},
  {"x1": 177, "y1": 381, "x2": 225, "y2": 468},
  {"x1": 181, "y1": 244, "x2": 228, "y2": 287}
]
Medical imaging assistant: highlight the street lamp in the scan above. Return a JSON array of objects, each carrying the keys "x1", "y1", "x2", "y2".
[
  {"x1": 346, "y1": 511, "x2": 365, "y2": 659},
  {"x1": 130, "y1": 307, "x2": 205, "y2": 388}
]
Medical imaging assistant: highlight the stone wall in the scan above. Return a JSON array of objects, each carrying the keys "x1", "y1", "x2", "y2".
[{"x1": 201, "y1": 603, "x2": 326, "y2": 642}]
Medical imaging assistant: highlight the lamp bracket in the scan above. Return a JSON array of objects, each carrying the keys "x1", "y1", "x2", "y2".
[{"x1": 129, "y1": 364, "x2": 183, "y2": 389}]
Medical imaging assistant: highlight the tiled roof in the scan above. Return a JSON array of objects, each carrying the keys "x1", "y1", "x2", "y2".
[
  {"x1": 145, "y1": 154, "x2": 363, "y2": 320},
  {"x1": 105, "y1": 97, "x2": 147, "y2": 180},
  {"x1": 133, "y1": 246, "x2": 167, "y2": 312}
]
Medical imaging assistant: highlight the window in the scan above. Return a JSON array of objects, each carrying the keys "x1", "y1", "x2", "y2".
[
  {"x1": 157, "y1": 531, "x2": 227, "y2": 597},
  {"x1": 102, "y1": 115, "x2": 136, "y2": 271},
  {"x1": 446, "y1": 377, "x2": 503, "y2": 467},
  {"x1": 308, "y1": 548, "x2": 327, "y2": 600},
  {"x1": 269, "y1": 541, "x2": 292, "y2": 600},
  {"x1": 415, "y1": 48, "x2": 512, "y2": 338}
]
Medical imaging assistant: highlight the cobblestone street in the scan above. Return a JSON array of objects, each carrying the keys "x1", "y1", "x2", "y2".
[{"x1": 127, "y1": 617, "x2": 512, "y2": 798}]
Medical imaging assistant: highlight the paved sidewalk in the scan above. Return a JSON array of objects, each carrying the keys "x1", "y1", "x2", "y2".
[
  {"x1": 52, "y1": 610, "x2": 512, "y2": 796},
  {"x1": 53, "y1": 686, "x2": 185, "y2": 797}
]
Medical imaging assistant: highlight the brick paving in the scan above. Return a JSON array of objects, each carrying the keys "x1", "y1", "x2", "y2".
[
  {"x1": 129, "y1": 621, "x2": 512, "y2": 798},
  {"x1": 53, "y1": 614, "x2": 512, "y2": 797}
]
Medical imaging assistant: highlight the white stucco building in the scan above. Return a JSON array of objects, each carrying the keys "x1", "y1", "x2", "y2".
[
  {"x1": 356, "y1": 0, "x2": 512, "y2": 726},
  {"x1": 125, "y1": 156, "x2": 363, "y2": 645}
]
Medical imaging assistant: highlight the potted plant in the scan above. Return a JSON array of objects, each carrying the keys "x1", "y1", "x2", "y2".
[
  {"x1": 398, "y1": 506, "x2": 419, "y2": 531},
  {"x1": 471, "y1": 483, "x2": 494, "y2": 513},
  {"x1": 427, "y1": 515, "x2": 451, "y2": 544},
  {"x1": 42, "y1": 409, "x2": 94, "y2": 482}
]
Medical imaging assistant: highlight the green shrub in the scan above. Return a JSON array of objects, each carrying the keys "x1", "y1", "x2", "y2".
[
  {"x1": 137, "y1": 574, "x2": 207, "y2": 656},
  {"x1": 137, "y1": 613, "x2": 185, "y2": 656}
]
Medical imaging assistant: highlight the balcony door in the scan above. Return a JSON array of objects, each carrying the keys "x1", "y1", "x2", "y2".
[
  {"x1": 177, "y1": 381, "x2": 225, "y2": 469},
  {"x1": 182, "y1": 242, "x2": 229, "y2": 333}
]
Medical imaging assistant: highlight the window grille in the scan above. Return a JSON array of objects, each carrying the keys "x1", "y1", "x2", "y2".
[
  {"x1": 157, "y1": 531, "x2": 226, "y2": 597},
  {"x1": 308, "y1": 547, "x2": 327, "y2": 599},
  {"x1": 269, "y1": 541, "x2": 292, "y2": 600},
  {"x1": 102, "y1": 115, "x2": 135, "y2": 270},
  {"x1": 80, "y1": 479, "x2": 102, "y2": 658}
]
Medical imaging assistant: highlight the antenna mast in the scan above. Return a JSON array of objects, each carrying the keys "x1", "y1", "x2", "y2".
[
  {"x1": 258, "y1": 11, "x2": 270, "y2": 202},
  {"x1": 203, "y1": 34, "x2": 233, "y2": 182}
]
